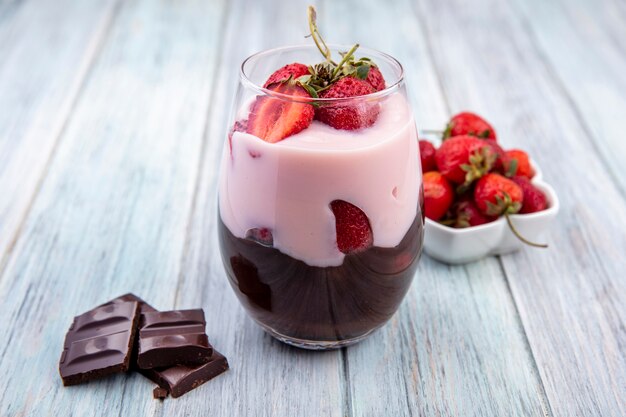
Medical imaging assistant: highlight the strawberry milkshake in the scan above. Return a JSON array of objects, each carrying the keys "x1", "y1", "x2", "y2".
[{"x1": 217, "y1": 7, "x2": 424, "y2": 348}]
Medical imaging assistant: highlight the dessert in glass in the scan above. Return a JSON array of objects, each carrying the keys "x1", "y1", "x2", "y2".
[{"x1": 218, "y1": 7, "x2": 424, "y2": 349}]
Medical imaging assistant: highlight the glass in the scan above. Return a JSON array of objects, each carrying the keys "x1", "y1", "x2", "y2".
[{"x1": 218, "y1": 45, "x2": 424, "y2": 349}]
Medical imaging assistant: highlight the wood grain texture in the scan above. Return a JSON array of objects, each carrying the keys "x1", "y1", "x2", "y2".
[
  {"x1": 0, "y1": 0, "x2": 226, "y2": 415},
  {"x1": 321, "y1": 1, "x2": 550, "y2": 416},
  {"x1": 0, "y1": 0, "x2": 118, "y2": 273},
  {"x1": 412, "y1": 0, "x2": 626, "y2": 415},
  {"x1": 512, "y1": 0, "x2": 626, "y2": 195},
  {"x1": 0, "y1": 0, "x2": 624, "y2": 416},
  {"x1": 346, "y1": 258, "x2": 552, "y2": 417}
]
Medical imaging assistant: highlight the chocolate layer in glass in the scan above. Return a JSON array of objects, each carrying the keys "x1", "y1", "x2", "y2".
[{"x1": 218, "y1": 211, "x2": 423, "y2": 343}]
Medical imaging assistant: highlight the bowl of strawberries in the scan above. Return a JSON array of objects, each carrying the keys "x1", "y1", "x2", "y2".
[{"x1": 420, "y1": 112, "x2": 559, "y2": 264}]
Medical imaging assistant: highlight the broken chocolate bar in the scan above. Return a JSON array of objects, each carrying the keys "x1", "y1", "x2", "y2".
[
  {"x1": 59, "y1": 301, "x2": 140, "y2": 386},
  {"x1": 99, "y1": 294, "x2": 154, "y2": 371},
  {"x1": 137, "y1": 309, "x2": 213, "y2": 369},
  {"x1": 102, "y1": 294, "x2": 229, "y2": 398},
  {"x1": 143, "y1": 350, "x2": 230, "y2": 398}
]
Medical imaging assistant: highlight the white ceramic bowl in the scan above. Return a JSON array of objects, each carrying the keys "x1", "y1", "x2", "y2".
[{"x1": 423, "y1": 162, "x2": 559, "y2": 264}]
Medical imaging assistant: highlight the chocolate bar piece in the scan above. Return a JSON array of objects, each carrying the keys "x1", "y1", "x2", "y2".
[
  {"x1": 104, "y1": 294, "x2": 229, "y2": 398},
  {"x1": 143, "y1": 350, "x2": 229, "y2": 398},
  {"x1": 99, "y1": 294, "x2": 155, "y2": 371},
  {"x1": 137, "y1": 309, "x2": 213, "y2": 369},
  {"x1": 59, "y1": 301, "x2": 140, "y2": 386},
  {"x1": 153, "y1": 387, "x2": 168, "y2": 399}
]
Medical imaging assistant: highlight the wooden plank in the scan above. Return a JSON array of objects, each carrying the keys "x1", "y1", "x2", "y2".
[
  {"x1": 411, "y1": 0, "x2": 626, "y2": 415},
  {"x1": 0, "y1": 0, "x2": 227, "y2": 416},
  {"x1": 321, "y1": 1, "x2": 551, "y2": 415},
  {"x1": 504, "y1": 0, "x2": 626, "y2": 414},
  {"x1": 171, "y1": 0, "x2": 347, "y2": 416},
  {"x1": 347, "y1": 257, "x2": 551, "y2": 417},
  {"x1": 0, "y1": 0, "x2": 118, "y2": 272},
  {"x1": 512, "y1": 0, "x2": 626, "y2": 195}
]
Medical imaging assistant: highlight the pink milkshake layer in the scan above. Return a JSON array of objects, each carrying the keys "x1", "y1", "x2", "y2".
[{"x1": 219, "y1": 92, "x2": 420, "y2": 267}]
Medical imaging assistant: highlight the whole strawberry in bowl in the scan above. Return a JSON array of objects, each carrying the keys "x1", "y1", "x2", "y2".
[{"x1": 419, "y1": 117, "x2": 559, "y2": 264}]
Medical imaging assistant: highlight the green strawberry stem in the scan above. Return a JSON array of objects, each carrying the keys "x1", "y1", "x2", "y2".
[
  {"x1": 460, "y1": 147, "x2": 497, "y2": 188},
  {"x1": 504, "y1": 214, "x2": 548, "y2": 248},
  {"x1": 442, "y1": 122, "x2": 453, "y2": 140},
  {"x1": 307, "y1": 6, "x2": 336, "y2": 65},
  {"x1": 303, "y1": 6, "x2": 378, "y2": 96},
  {"x1": 505, "y1": 158, "x2": 519, "y2": 177},
  {"x1": 332, "y1": 43, "x2": 360, "y2": 79}
]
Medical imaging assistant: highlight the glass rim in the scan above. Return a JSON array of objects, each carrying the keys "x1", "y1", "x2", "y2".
[{"x1": 239, "y1": 44, "x2": 405, "y2": 103}]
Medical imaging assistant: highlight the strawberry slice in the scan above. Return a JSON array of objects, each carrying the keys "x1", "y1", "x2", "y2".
[
  {"x1": 247, "y1": 83, "x2": 314, "y2": 143},
  {"x1": 330, "y1": 200, "x2": 373, "y2": 254}
]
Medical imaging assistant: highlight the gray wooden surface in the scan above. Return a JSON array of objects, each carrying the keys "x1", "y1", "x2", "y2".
[{"x1": 0, "y1": 0, "x2": 624, "y2": 416}]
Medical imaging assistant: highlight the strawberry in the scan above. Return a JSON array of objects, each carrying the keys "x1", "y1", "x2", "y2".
[
  {"x1": 435, "y1": 135, "x2": 498, "y2": 185},
  {"x1": 512, "y1": 176, "x2": 547, "y2": 213},
  {"x1": 245, "y1": 227, "x2": 274, "y2": 246},
  {"x1": 419, "y1": 139, "x2": 437, "y2": 173},
  {"x1": 232, "y1": 119, "x2": 248, "y2": 134},
  {"x1": 423, "y1": 171, "x2": 454, "y2": 221},
  {"x1": 290, "y1": 6, "x2": 385, "y2": 130},
  {"x1": 444, "y1": 112, "x2": 497, "y2": 140},
  {"x1": 363, "y1": 66, "x2": 385, "y2": 91},
  {"x1": 317, "y1": 77, "x2": 379, "y2": 130},
  {"x1": 487, "y1": 140, "x2": 508, "y2": 173},
  {"x1": 263, "y1": 63, "x2": 310, "y2": 88},
  {"x1": 504, "y1": 149, "x2": 535, "y2": 178},
  {"x1": 448, "y1": 196, "x2": 496, "y2": 227},
  {"x1": 474, "y1": 173, "x2": 523, "y2": 216},
  {"x1": 247, "y1": 82, "x2": 314, "y2": 143},
  {"x1": 330, "y1": 200, "x2": 373, "y2": 253},
  {"x1": 474, "y1": 173, "x2": 547, "y2": 247},
  {"x1": 228, "y1": 119, "x2": 248, "y2": 154}
]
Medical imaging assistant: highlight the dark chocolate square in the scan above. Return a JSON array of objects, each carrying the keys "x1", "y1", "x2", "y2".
[
  {"x1": 143, "y1": 350, "x2": 230, "y2": 398},
  {"x1": 59, "y1": 301, "x2": 140, "y2": 386},
  {"x1": 137, "y1": 309, "x2": 213, "y2": 369}
]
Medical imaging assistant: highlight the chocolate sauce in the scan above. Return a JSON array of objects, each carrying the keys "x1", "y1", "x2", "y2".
[{"x1": 218, "y1": 212, "x2": 424, "y2": 343}]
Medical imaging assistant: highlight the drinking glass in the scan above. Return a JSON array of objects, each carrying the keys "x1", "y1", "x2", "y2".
[{"x1": 218, "y1": 45, "x2": 424, "y2": 349}]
